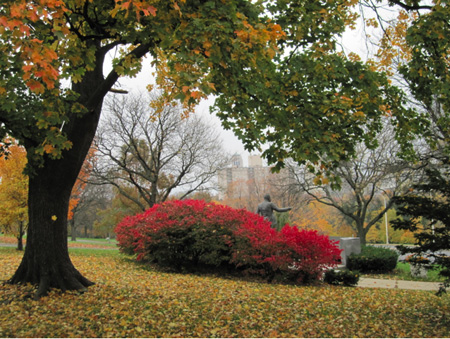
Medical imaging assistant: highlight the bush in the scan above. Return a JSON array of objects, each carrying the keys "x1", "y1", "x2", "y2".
[
  {"x1": 116, "y1": 200, "x2": 246, "y2": 269},
  {"x1": 230, "y1": 221, "x2": 342, "y2": 283},
  {"x1": 115, "y1": 199, "x2": 342, "y2": 284},
  {"x1": 324, "y1": 269, "x2": 360, "y2": 286},
  {"x1": 347, "y1": 245, "x2": 398, "y2": 273}
]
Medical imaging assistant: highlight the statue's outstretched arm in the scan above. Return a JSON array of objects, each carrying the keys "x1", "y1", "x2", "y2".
[{"x1": 271, "y1": 203, "x2": 292, "y2": 213}]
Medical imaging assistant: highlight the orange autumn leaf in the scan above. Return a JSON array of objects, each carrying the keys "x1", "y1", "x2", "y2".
[
  {"x1": 26, "y1": 80, "x2": 44, "y2": 93},
  {"x1": 43, "y1": 144, "x2": 55, "y2": 154}
]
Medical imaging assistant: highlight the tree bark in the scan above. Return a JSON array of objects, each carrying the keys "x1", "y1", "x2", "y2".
[
  {"x1": 8, "y1": 160, "x2": 95, "y2": 299},
  {"x1": 356, "y1": 223, "x2": 368, "y2": 246}
]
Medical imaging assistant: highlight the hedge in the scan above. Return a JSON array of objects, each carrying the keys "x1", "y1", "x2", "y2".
[{"x1": 347, "y1": 245, "x2": 398, "y2": 273}]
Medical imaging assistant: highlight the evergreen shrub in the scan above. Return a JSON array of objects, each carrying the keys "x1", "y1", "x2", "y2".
[
  {"x1": 347, "y1": 245, "x2": 398, "y2": 273},
  {"x1": 115, "y1": 199, "x2": 342, "y2": 284}
]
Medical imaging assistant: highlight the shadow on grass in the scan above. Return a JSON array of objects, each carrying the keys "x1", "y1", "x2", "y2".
[{"x1": 118, "y1": 253, "x2": 327, "y2": 289}]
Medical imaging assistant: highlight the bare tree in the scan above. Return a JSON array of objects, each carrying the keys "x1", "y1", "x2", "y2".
[
  {"x1": 286, "y1": 124, "x2": 424, "y2": 244},
  {"x1": 91, "y1": 92, "x2": 229, "y2": 211},
  {"x1": 69, "y1": 183, "x2": 113, "y2": 240}
]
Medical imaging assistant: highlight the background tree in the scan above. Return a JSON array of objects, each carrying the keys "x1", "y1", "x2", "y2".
[
  {"x1": 375, "y1": 0, "x2": 450, "y2": 292},
  {"x1": 72, "y1": 183, "x2": 113, "y2": 239},
  {"x1": 293, "y1": 200, "x2": 353, "y2": 237},
  {"x1": 392, "y1": 163, "x2": 450, "y2": 293},
  {"x1": 365, "y1": 205, "x2": 416, "y2": 244},
  {"x1": 92, "y1": 188, "x2": 137, "y2": 238},
  {"x1": 0, "y1": 141, "x2": 28, "y2": 250},
  {"x1": 68, "y1": 147, "x2": 96, "y2": 241},
  {"x1": 286, "y1": 125, "x2": 422, "y2": 244},
  {"x1": 91, "y1": 92, "x2": 229, "y2": 211}
]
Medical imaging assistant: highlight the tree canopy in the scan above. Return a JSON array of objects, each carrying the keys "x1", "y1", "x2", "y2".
[
  {"x1": 0, "y1": 0, "x2": 419, "y2": 172},
  {"x1": 0, "y1": 0, "x2": 283, "y2": 166}
]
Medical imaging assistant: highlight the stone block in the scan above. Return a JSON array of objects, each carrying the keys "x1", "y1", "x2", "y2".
[{"x1": 330, "y1": 237, "x2": 361, "y2": 266}]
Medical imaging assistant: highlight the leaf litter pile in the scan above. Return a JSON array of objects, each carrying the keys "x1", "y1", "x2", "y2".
[{"x1": 0, "y1": 248, "x2": 448, "y2": 338}]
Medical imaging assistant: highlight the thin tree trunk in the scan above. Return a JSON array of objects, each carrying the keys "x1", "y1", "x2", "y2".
[
  {"x1": 16, "y1": 221, "x2": 24, "y2": 251},
  {"x1": 357, "y1": 223, "x2": 367, "y2": 246},
  {"x1": 70, "y1": 218, "x2": 77, "y2": 242}
]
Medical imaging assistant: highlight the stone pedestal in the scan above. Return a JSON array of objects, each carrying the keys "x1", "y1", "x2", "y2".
[{"x1": 330, "y1": 237, "x2": 361, "y2": 266}]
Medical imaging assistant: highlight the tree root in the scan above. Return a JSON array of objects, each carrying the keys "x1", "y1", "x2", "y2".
[{"x1": 8, "y1": 262, "x2": 95, "y2": 300}]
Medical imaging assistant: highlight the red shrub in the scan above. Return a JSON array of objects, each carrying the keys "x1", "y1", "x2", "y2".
[
  {"x1": 280, "y1": 225, "x2": 342, "y2": 282},
  {"x1": 115, "y1": 199, "x2": 341, "y2": 283}
]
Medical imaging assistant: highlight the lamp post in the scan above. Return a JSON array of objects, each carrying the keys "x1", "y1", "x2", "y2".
[{"x1": 384, "y1": 197, "x2": 389, "y2": 245}]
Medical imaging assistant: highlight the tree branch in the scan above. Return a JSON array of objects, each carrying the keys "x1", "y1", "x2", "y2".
[
  {"x1": 388, "y1": 0, "x2": 433, "y2": 11},
  {"x1": 109, "y1": 88, "x2": 129, "y2": 94},
  {"x1": 86, "y1": 43, "x2": 153, "y2": 111}
]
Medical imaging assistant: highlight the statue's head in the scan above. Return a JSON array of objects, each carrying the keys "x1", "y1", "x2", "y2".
[{"x1": 264, "y1": 194, "x2": 271, "y2": 202}]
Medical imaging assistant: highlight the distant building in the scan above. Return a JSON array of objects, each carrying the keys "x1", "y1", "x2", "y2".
[
  {"x1": 248, "y1": 154, "x2": 263, "y2": 167},
  {"x1": 230, "y1": 154, "x2": 243, "y2": 168},
  {"x1": 217, "y1": 154, "x2": 286, "y2": 200}
]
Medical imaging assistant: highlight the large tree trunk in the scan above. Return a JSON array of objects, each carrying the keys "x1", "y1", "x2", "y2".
[
  {"x1": 7, "y1": 39, "x2": 150, "y2": 299},
  {"x1": 9, "y1": 163, "x2": 95, "y2": 298},
  {"x1": 8, "y1": 105, "x2": 101, "y2": 298},
  {"x1": 8, "y1": 41, "x2": 108, "y2": 299},
  {"x1": 9, "y1": 146, "x2": 99, "y2": 297}
]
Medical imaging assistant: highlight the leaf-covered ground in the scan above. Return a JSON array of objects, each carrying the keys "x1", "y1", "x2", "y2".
[{"x1": 0, "y1": 247, "x2": 448, "y2": 338}]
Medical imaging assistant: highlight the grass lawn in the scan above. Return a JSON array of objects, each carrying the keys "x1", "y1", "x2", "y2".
[
  {"x1": 67, "y1": 237, "x2": 118, "y2": 248},
  {"x1": 0, "y1": 247, "x2": 448, "y2": 338},
  {"x1": 360, "y1": 262, "x2": 445, "y2": 282},
  {"x1": 0, "y1": 235, "x2": 118, "y2": 250}
]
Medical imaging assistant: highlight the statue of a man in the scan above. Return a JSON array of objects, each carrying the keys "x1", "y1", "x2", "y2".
[{"x1": 256, "y1": 194, "x2": 292, "y2": 229}]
